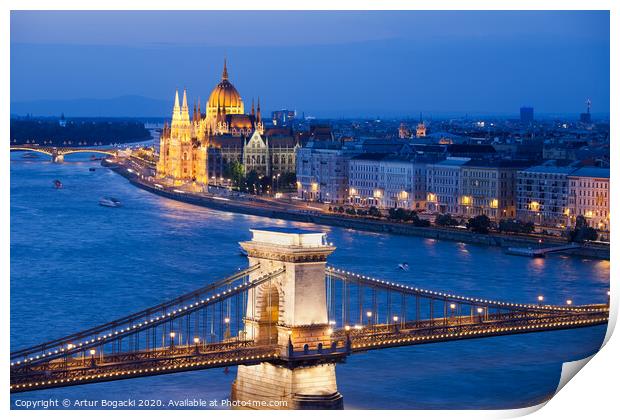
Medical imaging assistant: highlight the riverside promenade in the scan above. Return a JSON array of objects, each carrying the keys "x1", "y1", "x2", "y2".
[{"x1": 104, "y1": 159, "x2": 609, "y2": 260}]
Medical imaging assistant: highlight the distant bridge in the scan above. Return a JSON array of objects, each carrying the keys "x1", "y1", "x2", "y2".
[
  {"x1": 10, "y1": 228, "x2": 609, "y2": 409},
  {"x1": 10, "y1": 145, "x2": 117, "y2": 162}
]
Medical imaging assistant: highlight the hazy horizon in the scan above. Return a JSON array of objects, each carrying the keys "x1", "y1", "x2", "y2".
[{"x1": 11, "y1": 11, "x2": 610, "y2": 118}]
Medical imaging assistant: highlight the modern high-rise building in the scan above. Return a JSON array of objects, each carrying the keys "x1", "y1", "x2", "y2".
[{"x1": 520, "y1": 106, "x2": 534, "y2": 124}]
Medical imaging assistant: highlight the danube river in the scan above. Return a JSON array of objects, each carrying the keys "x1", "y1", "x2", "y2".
[{"x1": 10, "y1": 154, "x2": 609, "y2": 410}]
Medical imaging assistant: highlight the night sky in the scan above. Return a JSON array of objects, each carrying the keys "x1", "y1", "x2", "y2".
[{"x1": 10, "y1": 10, "x2": 610, "y2": 118}]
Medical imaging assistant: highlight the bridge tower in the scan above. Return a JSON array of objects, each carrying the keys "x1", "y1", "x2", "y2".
[{"x1": 231, "y1": 228, "x2": 343, "y2": 409}]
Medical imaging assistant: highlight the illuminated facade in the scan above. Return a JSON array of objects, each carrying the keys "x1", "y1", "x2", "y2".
[
  {"x1": 156, "y1": 89, "x2": 208, "y2": 185},
  {"x1": 232, "y1": 228, "x2": 343, "y2": 409},
  {"x1": 459, "y1": 160, "x2": 528, "y2": 221},
  {"x1": 296, "y1": 142, "x2": 350, "y2": 204},
  {"x1": 568, "y1": 167, "x2": 610, "y2": 232},
  {"x1": 416, "y1": 121, "x2": 427, "y2": 138},
  {"x1": 157, "y1": 60, "x2": 273, "y2": 185},
  {"x1": 515, "y1": 165, "x2": 574, "y2": 227},
  {"x1": 348, "y1": 154, "x2": 425, "y2": 210},
  {"x1": 426, "y1": 158, "x2": 470, "y2": 214}
]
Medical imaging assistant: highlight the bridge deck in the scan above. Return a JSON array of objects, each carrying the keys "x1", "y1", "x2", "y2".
[{"x1": 11, "y1": 307, "x2": 607, "y2": 394}]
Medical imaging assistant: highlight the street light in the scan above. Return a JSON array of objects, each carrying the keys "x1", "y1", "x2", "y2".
[
  {"x1": 566, "y1": 299, "x2": 573, "y2": 306},
  {"x1": 169, "y1": 331, "x2": 176, "y2": 349},
  {"x1": 366, "y1": 311, "x2": 373, "y2": 326},
  {"x1": 449, "y1": 303, "x2": 456, "y2": 318},
  {"x1": 193, "y1": 337, "x2": 200, "y2": 353},
  {"x1": 537, "y1": 295, "x2": 544, "y2": 305},
  {"x1": 224, "y1": 317, "x2": 231, "y2": 339}
]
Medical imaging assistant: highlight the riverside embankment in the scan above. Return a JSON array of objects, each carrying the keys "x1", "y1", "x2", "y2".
[{"x1": 106, "y1": 161, "x2": 609, "y2": 260}]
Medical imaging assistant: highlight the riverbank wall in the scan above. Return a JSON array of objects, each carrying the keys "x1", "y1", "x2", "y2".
[{"x1": 107, "y1": 163, "x2": 609, "y2": 260}]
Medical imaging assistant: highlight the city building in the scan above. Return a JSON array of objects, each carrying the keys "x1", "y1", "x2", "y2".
[
  {"x1": 200, "y1": 60, "x2": 264, "y2": 137},
  {"x1": 580, "y1": 99, "x2": 592, "y2": 124},
  {"x1": 347, "y1": 154, "x2": 431, "y2": 210},
  {"x1": 426, "y1": 158, "x2": 470, "y2": 214},
  {"x1": 568, "y1": 167, "x2": 610, "y2": 232},
  {"x1": 459, "y1": 160, "x2": 530, "y2": 221},
  {"x1": 447, "y1": 144, "x2": 497, "y2": 159},
  {"x1": 398, "y1": 122, "x2": 412, "y2": 139},
  {"x1": 156, "y1": 89, "x2": 208, "y2": 186},
  {"x1": 296, "y1": 141, "x2": 350, "y2": 203},
  {"x1": 348, "y1": 154, "x2": 412, "y2": 209},
  {"x1": 272, "y1": 109, "x2": 296, "y2": 127},
  {"x1": 516, "y1": 165, "x2": 575, "y2": 227},
  {"x1": 157, "y1": 60, "x2": 297, "y2": 184},
  {"x1": 416, "y1": 121, "x2": 427, "y2": 138},
  {"x1": 207, "y1": 131, "x2": 300, "y2": 179},
  {"x1": 520, "y1": 106, "x2": 534, "y2": 124}
]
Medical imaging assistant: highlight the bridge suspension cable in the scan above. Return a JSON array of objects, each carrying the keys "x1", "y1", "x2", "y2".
[{"x1": 10, "y1": 265, "x2": 278, "y2": 367}]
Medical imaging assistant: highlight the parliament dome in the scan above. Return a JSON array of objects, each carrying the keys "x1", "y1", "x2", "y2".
[{"x1": 207, "y1": 60, "x2": 244, "y2": 114}]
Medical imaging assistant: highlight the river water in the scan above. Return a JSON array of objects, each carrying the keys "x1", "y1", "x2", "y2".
[{"x1": 10, "y1": 154, "x2": 609, "y2": 410}]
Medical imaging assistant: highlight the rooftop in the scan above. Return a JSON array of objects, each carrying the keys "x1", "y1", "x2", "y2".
[
  {"x1": 569, "y1": 167, "x2": 610, "y2": 179},
  {"x1": 434, "y1": 157, "x2": 471, "y2": 167},
  {"x1": 248, "y1": 228, "x2": 328, "y2": 248},
  {"x1": 519, "y1": 165, "x2": 577, "y2": 175}
]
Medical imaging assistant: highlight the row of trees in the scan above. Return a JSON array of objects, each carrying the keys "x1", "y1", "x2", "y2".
[
  {"x1": 327, "y1": 206, "x2": 598, "y2": 243},
  {"x1": 387, "y1": 208, "x2": 431, "y2": 227},
  {"x1": 10, "y1": 119, "x2": 151, "y2": 145},
  {"x1": 222, "y1": 161, "x2": 297, "y2": 195},
  {"x1": 435, "y1": 213, "x2": 597, "y2": 242}
]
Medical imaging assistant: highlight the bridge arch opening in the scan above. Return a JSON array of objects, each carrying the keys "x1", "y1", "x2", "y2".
[{"x1": 257, "y1": 284, "x2": 280, "y2": 345}]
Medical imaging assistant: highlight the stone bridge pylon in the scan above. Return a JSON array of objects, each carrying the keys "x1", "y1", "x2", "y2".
[{"x1": 231, "y1": 228, "x2": 343, "y2": 409}]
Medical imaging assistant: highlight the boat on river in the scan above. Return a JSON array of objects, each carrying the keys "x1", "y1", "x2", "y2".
[{"x1": 99, "y1": 197, "x2": 122, "y2": 208}]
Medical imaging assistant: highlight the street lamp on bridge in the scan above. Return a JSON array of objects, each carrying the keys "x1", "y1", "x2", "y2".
[
  {"x1": 224, "y1": 317, "x2": 231, "y2": 340},
  {"x1": 169, "y1": 332, "x2": 176, "y2": 349}
]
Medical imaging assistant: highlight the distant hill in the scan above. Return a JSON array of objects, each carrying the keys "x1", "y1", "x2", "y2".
[{"x1": 10, "y1": 95, "x2": 170, "y2": 118}]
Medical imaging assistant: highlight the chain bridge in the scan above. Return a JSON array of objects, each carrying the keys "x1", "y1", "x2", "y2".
[{"x1": 10, "y1": 228, "x2": 609, "y2": 409}]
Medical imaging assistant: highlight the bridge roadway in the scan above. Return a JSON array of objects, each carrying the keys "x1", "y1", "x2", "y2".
[{"x1": 10, "y1": 305, "x2": 607, "y2": 393}]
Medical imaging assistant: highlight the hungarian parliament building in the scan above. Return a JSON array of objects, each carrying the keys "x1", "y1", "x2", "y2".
[{"x1": 156, "y1": 60, "x2": 299, "y2": 185}]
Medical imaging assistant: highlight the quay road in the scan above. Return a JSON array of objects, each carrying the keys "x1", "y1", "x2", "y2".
[{"x1": 103, "y1": 156, "x2": 609, "y2": 260}]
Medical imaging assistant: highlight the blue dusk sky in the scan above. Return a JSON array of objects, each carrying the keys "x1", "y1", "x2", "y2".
[{"x1": 10, "y1": 10, "x2": 610, "y2": 118}]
